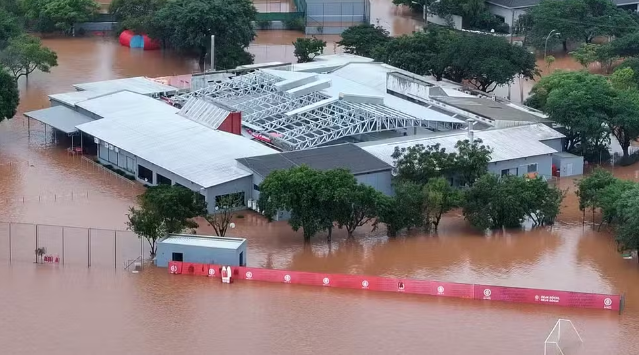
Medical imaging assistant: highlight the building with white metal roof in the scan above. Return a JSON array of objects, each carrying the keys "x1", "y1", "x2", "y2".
[
  {"x1": 156, "y1": 234, "x2": 247, "y2": 268},
  {"x1": 73, "y1": 76, "x2": 178, "y2": 97},
  {"x1": 74, "y1": 91, "x2": 179, "y2": 119},
  {"x1": 359, "y1": 124, "x2": 578, "y2": 179}
]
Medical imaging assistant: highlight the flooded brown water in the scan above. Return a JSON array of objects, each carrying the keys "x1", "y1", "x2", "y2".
[{"x1": 2, "y1": 16, "x2": 639, "y2": 354}]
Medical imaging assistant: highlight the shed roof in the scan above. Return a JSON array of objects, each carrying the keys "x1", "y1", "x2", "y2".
[
  {"x1": 73, "y1": 76, "x2": 178, "y2": 95},
  {"x1": 48, "y1": 90, "x2": 116, "y2": 106},
  {"x1": 76, "y1": 107, "x2": 277, "y2": 188},
  {"x1": 360, "y1": 124, "x2": 559, "y2": 164},
  {"x1": 75, "y1": 91, "x2": 179, "y2": 118},
  {"x1": 236, "y1": 143, "x2": 391, "y2": 178},
  {"x1": 160, "y1": 234, "x2": 246, "y2": 249},
  {"x1": 24, "y1": 106, "x2": 93, "y2": 134},
  {"x1": 431, "y1": 96, "x2": 551, "y2": 123}
]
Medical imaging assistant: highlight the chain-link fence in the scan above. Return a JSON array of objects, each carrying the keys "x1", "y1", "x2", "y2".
[{"x1": 0, "y1": 222, "x2": 150, "y2": 269}]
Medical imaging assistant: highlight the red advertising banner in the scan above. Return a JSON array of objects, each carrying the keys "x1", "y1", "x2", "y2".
[
  {"x1": 166, "y1": 262, "x2": 621, "y2": 312},
  {"x1": 474, "y1": 284, "x2": 621, "y2": 311}
]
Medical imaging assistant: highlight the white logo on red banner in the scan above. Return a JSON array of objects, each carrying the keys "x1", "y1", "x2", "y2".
[
  {"x1": 284, "y1": 275, "x2": 291, "y2": 283},
  {"x1": 483, "y1": 289, "x2": 491, "y2": 298},
  {"x1": 323, "y1": 277, "x2": 330, "y2": 285},
  {"x1": 604, "y1": 298, "x2": 613, "y2": 307},
  {"x1": 208, "y1": 268, "x2": 215, "y2": 276},
  {"x1": 535, "y1": 295, "x2": 540, "y2": 301},
  {"x1": 246, "y1": 271, "x2": 253, "y2": 279},
  {"x1": 170, "y1": 265, "x2": 177, "y2": 273},
  {"x1": 437, "y1": 286, "x2": 445, "y2": 294},
  {"x1": 362, "y1": 280, "x2": 369, "y2": 288}
]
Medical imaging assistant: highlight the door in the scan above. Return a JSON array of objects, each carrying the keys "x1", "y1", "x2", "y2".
[
  {"x1": 239, "y1": 251, "x2": 244, "y2": 266},
  {"x1": 172, "y1": 252, "x2": 183, "y2": 262},
  {"x1": 565, "y1": 163, "x2": 573, "y2": 177}
]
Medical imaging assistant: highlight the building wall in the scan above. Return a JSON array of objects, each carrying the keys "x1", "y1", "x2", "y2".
[
  {"x1": 155, "y1": 242, "x2": 247, "y2": 267},
  {"x1": 488, "y1": 154, "x2": 553, "y2": 180},
  {"x1": 355, "y1": 170, "x2": 393, "y2": 196},
  {"x1": 485, "y1": 5, "x2": 527, "y2": 30},
  {"x1": 306, "y1": 0, "x2": 366, "y2": 24},
  {"x1": 552, "y1": 154, "x2": 584, "y2": 177},
  {"x1": 204, "y1": 176, "x2": 253, "y2": 212},
  {"x1": 541, "y1": 138, "x2": 563, "y2": 152}
]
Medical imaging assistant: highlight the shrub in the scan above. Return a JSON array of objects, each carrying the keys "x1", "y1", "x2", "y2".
[
  {"x1": 284, "y1": 17, "x2": 305, "y2": 31},
  {"x1": 256, "y1": 20, "x2": 272, "y2": 30}
]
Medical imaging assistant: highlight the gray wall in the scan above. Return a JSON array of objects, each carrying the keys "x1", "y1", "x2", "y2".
[
  {"x1": 552, "y1": 154, "x2": 584, "y2": 177},
  {"x1": 355, "y1": 170, "x2": 393, "y2": 196},
  {"x1": 541, "y1": 138, "x2": 563, "y2": 152},
  {"x1": 155, "y1": 242, "x2": 247, "y2": 267},
  {"x1": 488, "y1": 154, "x2": 553, "y2": 180},
  {"x1": 485, "y1": 4, "x2": 526, "y2": 31},
  {"x1": 306, "y1": 0, "x2": 366, "y2": 24},
  {"x1": 204, "y1": 176, "x2": 253, "y2": 212}
]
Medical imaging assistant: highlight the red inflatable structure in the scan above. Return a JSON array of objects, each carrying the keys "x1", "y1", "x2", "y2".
[
  {"x1": 168, "y1": 261, "x2": 624, "y2": 312},
  {"x1": 119, "y1": 30, "x2": 160, "y2": 50}
]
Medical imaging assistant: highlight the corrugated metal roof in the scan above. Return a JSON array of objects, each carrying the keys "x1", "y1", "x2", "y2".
[
  {"x1": 76, "y1": 91, "x2": 179, "y2": 118},
  {"x1": 160, "y1": 234, "x2": 246, "y2": 249},
  {"x1": 178, "y1": 97, "x2": 230, "y2": 130},
  {"x1": 237, "y1": 143, "x2": 391, "y2": 178},
  {"x1": 73, "y1": 77, "x2": 178, "y2": 95},
  {"x1": 360, "y1": 124, "x2": 560, "y2": 164},
  {"x1": 48, "y1": 90, "x2": 116, "y2": 106},
  {"x1": 24, "y1": 106, "x2": 93, "y2": 134},
  {"x1": 76, "y1": 109, "x2": 277, "y2": 188},
  {"x1": 432, "y1": 96, "x2": 551, "y2": 123}
]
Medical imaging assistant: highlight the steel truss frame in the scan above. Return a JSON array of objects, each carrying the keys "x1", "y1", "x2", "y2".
[{"x1": 173, "y1": 71, "x2": 460, "y2": 151}]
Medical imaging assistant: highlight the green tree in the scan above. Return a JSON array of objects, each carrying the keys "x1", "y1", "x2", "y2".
[
  {"x1": 23, "y1": 0, "x2": 99, "y2": 34},
  {"x1": 445, "y1": 32, "x2": 538, "y2": 92},
  {"x1": 526, "y1": 70, "x2": 612, "y2": 158},
  {"x1": 376, "y1": 181, "x2": 423, "y2": 237},
  {"x1": 453, "y1": 139, "x2": 492, "y2": 186},
  {"x1": 609, "y1": 87, "x2": 639, "y2": 159},
  {"x1": 615, "y1": 185, "x2": 639, "y2": 258},
  {"x1": 606, "y1": 31, "x2": 639, "y2": 58},
  {"x1": 570, "y1": 43, "x2": 617, "y2": 74},
  {"x1": 0, "y1": 9, "x2": 20, "y2": 49},
  {"x1": 149, "y1": 0, "x2": 256, "y2": 69},
  {"x1": 574, "y1": 168, "x2": 616, "y2": 217},
  {"x1": 519, "y1": 176, "x2": 565, "y2": 226},
  {"x1": 427, "y1": 0, "x2": 509, "y2": 32},
  {"x1": 598, "y1": 179, "x2": 635, "y2": 227},
  {"x1": 337, "y1": 24, "x2": 390, "y2": 58},
  {"x1": 615, "y1": 58, "x2": 639, "y2": 88},
  {"x1": 0, "y1": 69, "x2": 19, "y2": 122},
  {"x1": 423, "y1": 177, "x2": 463, "y2": 231},
  {"x1": 392, "y1": 142, "x2": 456, "y2": 185},
  {"x1": 109, "y1": 0, "x2": 166, "y2": 34},
  {"x1": 203, "y1": 193, "x2": 242, "y2": 237},
  {"x1": 135, "y1": 185, "x2": 207, "y2": 234},
  {"x1": 0, "y1": 34, "x2": 58, "y2": 81},
  {"x1": 463, "y1": 174, "x2": 523, "y2": 230},
  {"x1": 258, "y1": 166, "x2": 328, "y2": 241},
  {"x1": 526, "y1": 0, "x2": 637, "y2": 51},
  {"x1": 126, "y1": 205, "x2": 166, "y2": 256},
  {"x1": 335, "y1": 183, "x2": 384, "y2": 238},
  {"x1": 292, "y1": 37, "x2": 326, "y2": 63},
  {"x1": 316, "y1": 168, "x2": 360, "y2": 241}
]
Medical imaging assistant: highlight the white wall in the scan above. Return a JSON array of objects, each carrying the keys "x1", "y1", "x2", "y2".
[{"x1": 485, "y1": 4, "x2": 526, "y2": 31}]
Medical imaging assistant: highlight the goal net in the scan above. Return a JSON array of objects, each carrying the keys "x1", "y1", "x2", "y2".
[{"x1": 544, "y1": 319, "x2": 584, "y2": 355}]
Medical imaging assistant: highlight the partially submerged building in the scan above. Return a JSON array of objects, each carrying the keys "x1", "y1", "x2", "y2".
[{"x1": 155, "y1": 234, "x2": 247, "y2": 268}]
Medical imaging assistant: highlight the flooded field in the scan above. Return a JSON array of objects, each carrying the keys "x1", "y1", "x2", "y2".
[{"x1": 1, "y1": 13, "x2": 639, "y2": 354}]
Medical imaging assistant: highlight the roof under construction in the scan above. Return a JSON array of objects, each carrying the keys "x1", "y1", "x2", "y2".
[{"x1": 172, "y1": 70, "x2": 464, "y2": 151}]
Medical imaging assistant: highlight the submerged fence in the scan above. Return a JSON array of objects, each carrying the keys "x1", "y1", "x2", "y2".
[
  {"x1": 169, "y1": 261, "x2": 625, "y2": 313},
  {"x1": 0, "y1": 222, "x2": 149, "y2": 269}
]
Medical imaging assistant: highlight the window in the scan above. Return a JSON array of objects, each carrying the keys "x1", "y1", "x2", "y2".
[
  {"x1": 156, "y1": 173, "x2": 172, "y2": 185},
  {"x1": 501, "y1": 169, "x2": 510, "y2": 177},
  {"x1": 253, "y1": 184, "x2": 260, "y2": 191},
  {"x1": 215, "y1": 192, "x2": 245, "y2": 208},
  {"x1": 527, "y1": 163, "x2": 538, "y2": 173},
  {"x1": 138, "y1": 165, "x2": 153, "y2": 183}
]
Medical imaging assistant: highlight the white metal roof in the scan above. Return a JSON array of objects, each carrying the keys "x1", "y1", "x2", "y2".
[
  {"x1": 24, "y1": 106, "x2": 93, "y2": 134},
  {"x1": 73, "y1": 77, "x2": 178, "y2": 95},
  {"x1": 284, "y1": 54, "x2": 374, "y2": 73},
  {"x1": 178, "y1": 97, "x2": 230, "y2": 130},
  {"x1": 76, "y1": 91, "x2": 179, "y2": 118},
  {"x1": 48, "y1": 90, "x2": 116, "y2": 106},
  {"x1": 76, "y1": 108, "x2": 277, "y2": 188},
  {"x1": 160, "y1": 234, "x2": 246, "y2": 249},
  {"x1": 360, "y1": 124, "x2": 560, "y2": 164}
]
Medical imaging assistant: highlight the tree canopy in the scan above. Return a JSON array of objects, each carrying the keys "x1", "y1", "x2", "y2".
[
  {"x1": 147, "y1": 0, "x2": 257, "y2": 69},
  {"x1": 0, "y1": 69, "x2": 19, "y2": 122},
  {"x1": 292, "y1": 37, "x2": 326, "y2": 63},
  {"x1": 109, "y1": 0, "x2": 166, "y2": 34},
  {"x1": 22, "y1": 0, "x2": 99, "y2": 34},
  {"x1": 0, "y1": 33, "x2": 58, "y2": 81},
  {"x1": 337, "y1": 24, "x2": 390, "y2": 58}
]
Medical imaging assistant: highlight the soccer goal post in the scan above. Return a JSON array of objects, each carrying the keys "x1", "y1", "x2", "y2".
[{"x1": 544, "y1": 319, "x2": 583, "y2": 355}]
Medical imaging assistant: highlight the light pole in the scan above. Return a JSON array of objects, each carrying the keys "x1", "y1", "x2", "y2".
[
  {"x1": 411, "y1": 1, "x2": 427, "y2": 24},
  {"x1": 544, "y1": 30, "x2": 560, "y2": 59}
]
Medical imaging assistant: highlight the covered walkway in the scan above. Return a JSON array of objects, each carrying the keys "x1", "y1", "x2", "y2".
[{"x1": 24, "y1": 106, "x2": 93, "y2": 151}]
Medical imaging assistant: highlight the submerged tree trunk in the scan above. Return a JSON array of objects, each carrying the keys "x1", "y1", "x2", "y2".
[
  {"x1": 327, "y1": 225, "x2": 333, "y2": 242},
  {"x1": 562, "y1": 40, "x2": 568, "y2": 52},
  {"x1": 198, "y1": 47, "x2": 207, "y2": 71}
]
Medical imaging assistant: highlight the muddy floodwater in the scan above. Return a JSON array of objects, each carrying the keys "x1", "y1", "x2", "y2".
[{"x1": 2, "y1": 20, "x2": 639, "y2": 354}]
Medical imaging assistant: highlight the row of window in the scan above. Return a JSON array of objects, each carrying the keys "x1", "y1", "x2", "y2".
[{"x1": 501, "y1": 163, "x2": 538, "y2": 177}]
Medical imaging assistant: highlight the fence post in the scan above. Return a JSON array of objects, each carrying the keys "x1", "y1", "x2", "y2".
[
  {"x1": 140, "y1": 236, "x2": 144, "y2": 270},
  {"x1": 87, "y1": 229, "x2": 91, "y2": 268},
  {"x1": 114, "y1": 230, "x2": 117, "y2": 270},
  {"x1": 8, "y1": 222, "x2": 11, "y2": 263},
  {"x1": 35, "y1": 224, "x2": 39, "y2": 264},
  {"x1": 62, "y1": 227, "x2": 65, "y2": 265}
]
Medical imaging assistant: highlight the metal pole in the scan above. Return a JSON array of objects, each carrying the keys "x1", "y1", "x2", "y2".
[
  {"x1": 88, "y1": 229, "x2": 91, "y2": 268},
  {"x1": 140, "y1": 236, "x2": 144, "y2": 269},
  {"x1": 544, "y1": 29, "x2": 556, "y2": 59},
  {"x1": 114, "y1": 230, "x2": 117, "y2": 270},
  {"x1": 8, "y1": 223, "x2": 11, "y2": 263},
  {"x1": 35, "y1": 224, "x2": 39, "y2": 264},
  {"x1": 62, "y1": 227, "x2": 65, "y2": 265},
  {"x1": 210, "y1": 35, "x2": 215, "y2": 71}
]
